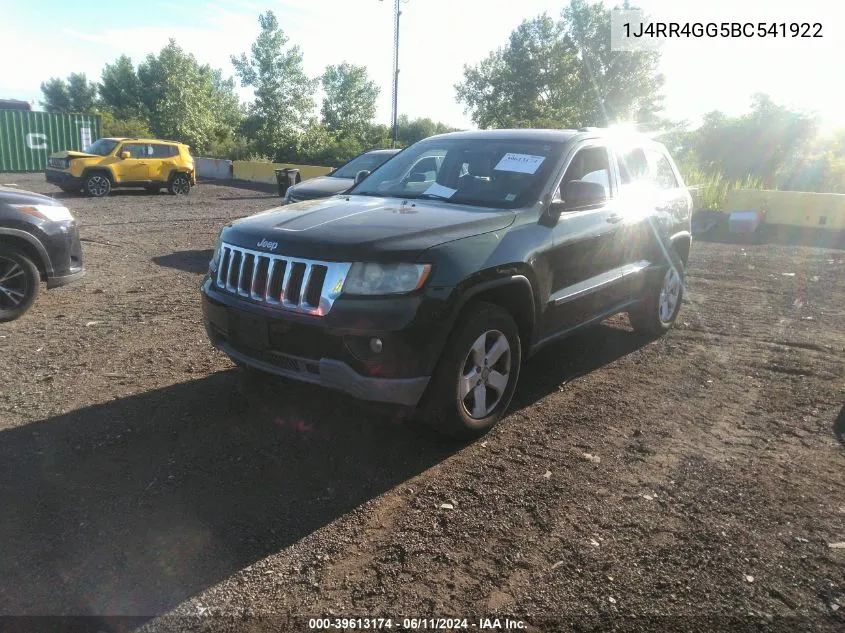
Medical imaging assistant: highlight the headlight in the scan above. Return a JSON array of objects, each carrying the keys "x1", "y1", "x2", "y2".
[
  {"x1": 209, "y1": 235, "x2": 223, "y2": 271},
  {"x1": 342, "y1": 263, "x2": 431, "y2": 295},
  {"x1": 12, "y1": 204, "x2": 74, "y2": 223}
]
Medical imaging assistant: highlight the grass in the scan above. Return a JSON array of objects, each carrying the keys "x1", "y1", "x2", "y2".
[{"x1": 682, "y1": 166, "x2": 765, "y2": 212}]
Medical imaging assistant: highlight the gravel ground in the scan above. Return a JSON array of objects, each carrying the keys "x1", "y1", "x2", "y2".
[{"x1": 0, "y1": 173, "x2": 843, "y2": 632}]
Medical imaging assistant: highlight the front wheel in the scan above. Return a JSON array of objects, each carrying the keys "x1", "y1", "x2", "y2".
[
  {"x1": 629, "y1": 248, "x2": 685, "y2": 335},
  {"x1": 0, "y1": 247, "x2": 41, "y2": 322},
  {"x1": 168, "y1": 173, "x2": 191, "y2": 195},
  {"x1": 85, "y1": 173, "x2": 111, "y2": 197},
  {"x1": 421, "y1": 302, "x2": 522, "y2": 440}
]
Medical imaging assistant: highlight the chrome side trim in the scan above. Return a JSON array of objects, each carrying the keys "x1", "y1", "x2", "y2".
[{"x1": 550, "y1": 260, "x2": 651, "y2": 305}]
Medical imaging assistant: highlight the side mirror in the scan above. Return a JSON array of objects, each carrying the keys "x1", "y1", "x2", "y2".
[
  {"x1": 120, "y1": 151, "x2": 131, "y2": 159},
  {"x1": 354, "y1": 169, "x2": 371, "y2": 185},
  {"x1": 560, "y1": 180, "x2": 606, "y2": 210}
]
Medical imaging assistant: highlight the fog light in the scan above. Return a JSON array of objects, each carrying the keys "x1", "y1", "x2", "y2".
[{"x1": 369, "y1": 338, "x2": 383, "y2": 353}]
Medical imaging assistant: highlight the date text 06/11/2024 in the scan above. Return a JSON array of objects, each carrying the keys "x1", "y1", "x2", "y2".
[{"x1": 307, "y1": 617, "x2": 527, "y2": 630}]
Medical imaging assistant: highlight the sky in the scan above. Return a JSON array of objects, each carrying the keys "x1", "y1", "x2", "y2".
[{"x1": 0, "y1": 0, "x2": 841, "y2": 131}]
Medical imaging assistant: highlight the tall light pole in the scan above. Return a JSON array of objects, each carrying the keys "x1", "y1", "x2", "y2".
[
  {"x1": 382, "y1": 0, "x2": 402, "y2": 148},
  {"x1": 391, "y1": 0, "x2": 401, "y2": 148}
]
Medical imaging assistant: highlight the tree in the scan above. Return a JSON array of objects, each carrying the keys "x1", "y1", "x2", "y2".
[
  {"x1": 320, "y1": 63, "x2": 380, "y2": 140},
  {"x1": 40, "y1": 78, "x2": 72, "y2": 113},
  {"x1": 231, "y1": 11, "x2": 316, "y2": 158},
  {"x1": 455, "y1": 0, "x2": 664, "y2": 129},
  {"x1": 40, "y1": 73, "x2": 98, "y2": 113},
  {"x1": 137, "y1": 40, "x2": 237, "y2": 153},
  {"x1": 100, "y1": 55, "x2": 145, "y2": 120}
]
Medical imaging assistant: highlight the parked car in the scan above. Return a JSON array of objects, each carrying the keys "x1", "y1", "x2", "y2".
[
  {"x1": 281, "y1": 149, "x2": 401, "y2": 204},
  {"x1": 0, "y1": 186, "x2": 84, "y2": 321},
  {"x1": 45, "y1": 137, "x2": 195, "y2": 197},
  {"x1": 202, "y1": 128, "x2": 692, "y2": 438}
]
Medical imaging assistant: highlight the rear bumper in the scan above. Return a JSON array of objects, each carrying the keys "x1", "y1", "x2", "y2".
[{"x1": 45, "y1": 170, "x2": 83, "y2": 189}]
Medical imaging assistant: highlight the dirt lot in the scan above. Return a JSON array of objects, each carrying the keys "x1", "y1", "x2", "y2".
[{"x1": 0, "y1": 172, "x2": 843, "y2": 632}]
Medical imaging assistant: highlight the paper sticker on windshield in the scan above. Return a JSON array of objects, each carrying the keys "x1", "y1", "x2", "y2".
[
  {"x1": 423, "y1": 182, "x2": 457, "y2": 198},
  {"x1": 505, "y1": 193, "x2": 517, "y2": 201},
  {"x1": 494, "y1": 153, "x2": 546, "y2": 174}
]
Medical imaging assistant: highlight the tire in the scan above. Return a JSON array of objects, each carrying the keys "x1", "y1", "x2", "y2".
[
  {"x1": 0, "y1": 247, "x2": 41, "y2": 323},
  {"x1": 629, "y1": 247, "x2": 685, "y2": 336},
  {"x1": 421, "y1": 301, "x2": 522, "y2": 440},
  {"x1": 168, "y1": 173, "x2": 191, "y2": 195},
  {"x1": 85, "y1": 173, "x2": 111, "y2": 197}
]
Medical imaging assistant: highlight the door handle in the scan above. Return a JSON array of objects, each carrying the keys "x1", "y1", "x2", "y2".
[{"x1": 606, "y1": 213, "x2": 623, "y2": 224}]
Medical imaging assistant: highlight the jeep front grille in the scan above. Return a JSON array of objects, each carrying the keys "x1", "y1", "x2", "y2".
[
  {"x1": 49, "y1": 157, "x2": 68, "y2": 169},
  {"x1": 214, "y1": 242, "x2": 351, "y2": 316}
]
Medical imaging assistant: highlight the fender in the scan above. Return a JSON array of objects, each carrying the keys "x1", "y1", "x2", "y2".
[
  {"x1": 424, "y1": 274, "x2": 536, "y2": 374},
  {"x1": 81, "y1": 166, "x2": 114, "y2": 182},
  {"x1": 0, "y1": 228, "x2": 52, "y2": 274}
]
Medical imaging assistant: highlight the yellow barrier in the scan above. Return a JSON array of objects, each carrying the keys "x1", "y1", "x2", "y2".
[
  {"x1": 232, "y1": 161, "x2": 333, "y2": 184},
  {"x1": 725, "y1": 189, "x2": 845, "y2": 230}
]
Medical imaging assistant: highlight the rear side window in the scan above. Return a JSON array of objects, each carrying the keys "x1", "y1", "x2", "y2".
[
  {"x1": 648, "y1": 149, "x2": 679, "y2": 189},
  {"x1": 150, "y1": 144, "x2": 176, "y2": 158},
  {"x1": 616, "y1": 147, "x2": 649, "y2": 185}
]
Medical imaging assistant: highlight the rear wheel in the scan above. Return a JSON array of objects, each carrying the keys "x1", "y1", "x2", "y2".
[
  {"x1": 421, "y1": 302, "x2": 521, "y2": 440},
  {"x1": 0, "y1": 247, "x2": 40, "y2": 322},
  {"x1": 85, "y1": 173, "x2": 111, "y2": 197},
  {"x1": 629, "y1": 248, "x2": 685, "y2": 335},
  {"x1": 168, "y1": 173, "x2": 191, "y2": 195}
]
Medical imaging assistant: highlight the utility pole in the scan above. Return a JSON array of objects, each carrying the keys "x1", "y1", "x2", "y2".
[{"x1": 390, "y1": 0, "x2": 401, "y2": 148}]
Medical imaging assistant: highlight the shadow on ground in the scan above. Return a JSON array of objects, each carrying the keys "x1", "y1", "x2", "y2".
[
  {"x1": 693, "y1": 215, "x2": 845, "y2": 251},
  {"x1": 0, "y1": 322, "x2": 647, "y2": 621},
  {"x1": 153, "y1": 250, "x2": 214, "y2": 275},
  {"x1": 833, "y1": 404, "x2": 845, "y2": 448}
]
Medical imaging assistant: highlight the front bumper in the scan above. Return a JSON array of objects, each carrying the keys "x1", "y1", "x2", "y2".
[
  {"x1": 47, "y1": 267, "x2": 85, "y2": 289},
  {"x1": 45, "y1": 169, "x2": 84, "y2": 189},
  {"x1": 201, "y1": 279, "x2": 449, "y2": 407}
]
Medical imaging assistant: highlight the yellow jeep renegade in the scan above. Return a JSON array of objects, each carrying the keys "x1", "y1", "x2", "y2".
[{"x1": 45, "y1": 137, "x2": 196, "y2": 197}]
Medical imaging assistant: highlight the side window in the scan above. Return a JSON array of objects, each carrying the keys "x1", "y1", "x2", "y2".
[
  {"x1": 150, "y1": 144, "x2": 172, "y2": 159},
  {"x1": 122, "y1": 144, "x2": 144, "y2": 158},
  {"x1": 616, "y1": 147, "x2": 649, "y2": 185},
  {"x1": 648, "y1": 149, "x2": 679, "y2": 190},
  {"x1": 561, "y1": 145, "x2": 611, "y2": 198}
]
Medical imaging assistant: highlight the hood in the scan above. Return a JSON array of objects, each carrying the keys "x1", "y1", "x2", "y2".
[
  {"x1": 0, "y1": 186, "x2": 60, "y2": 206},
  {"x1": 221, "y1": 195, "x2": 516, "y2": 262},
  {"x1": 49, "y1": 150, "x2": 98, "y2": 159},
  {"x1": 286, "y1": 175, "x2": 352, "y2": 200}
]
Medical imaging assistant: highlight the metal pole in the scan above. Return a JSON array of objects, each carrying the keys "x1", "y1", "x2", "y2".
[{"x1": 391, "y1": 0, "x2": 400, "y2": 148}]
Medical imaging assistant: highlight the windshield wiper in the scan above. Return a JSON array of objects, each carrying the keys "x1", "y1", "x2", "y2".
[{"x1": 414, "y1": 193, "x2": 455, "y2": 202}]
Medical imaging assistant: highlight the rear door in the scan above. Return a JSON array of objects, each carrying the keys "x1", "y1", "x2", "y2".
[{"x1": 149, "y1": 143, "x2": 178, "y2": 182}]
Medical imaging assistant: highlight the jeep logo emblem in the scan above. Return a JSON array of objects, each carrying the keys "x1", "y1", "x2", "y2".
[{"x1": 257, "y1": 238, "x2": 278, "y2": 251}]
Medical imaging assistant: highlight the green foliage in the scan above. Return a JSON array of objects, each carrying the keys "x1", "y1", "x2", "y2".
[
  {"x1": 40, "y1": 73, "x2": 98, "y2": 114},
  {"x1": 137, "y1": 40, "x2": 235, "y2": 153},
  {"x1": 100, "y1": 55, "x2": 146, "y2": 120},
  {"x1": 231, "y1": 10, "x2": 317, "y2": 157},
  {"x1": 321, "y1": 63, "x2": 380, "y2": 141},
  {"x1": 98, "y1": 110, "x2": 152, "y2": 138},
  {"x1": 455, "y1": 0, "x2": 664, "y2": 129},
  {"x1": 680, "y1": 163, "x2": 764, "y2": 211},
  {"x1": 395, "y1": 115, "x2": 460, "y2": 146}
]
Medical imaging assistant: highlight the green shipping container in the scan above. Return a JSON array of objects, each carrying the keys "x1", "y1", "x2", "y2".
[{"x1": 0, "y1": 110, "x2": 101, "y2": 172}]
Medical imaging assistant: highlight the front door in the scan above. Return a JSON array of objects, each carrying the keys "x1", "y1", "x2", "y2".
[
  {"x1": 113, "y1": 143, "x2": 152, "y2": 183},
  {"x1": 541, "y1": 142, "x2": 626, "y2": 337}
]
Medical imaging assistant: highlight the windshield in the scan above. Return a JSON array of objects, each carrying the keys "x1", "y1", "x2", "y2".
[
  {"x1": 84, "y1": 139, "x2": 119, "y2": 156},
  {"x1": 332, "y1": 152, "x2": 397, "y2": 179},
  {"x1": 349, "y1": 138, "x2": 565, "y2": 209}
]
